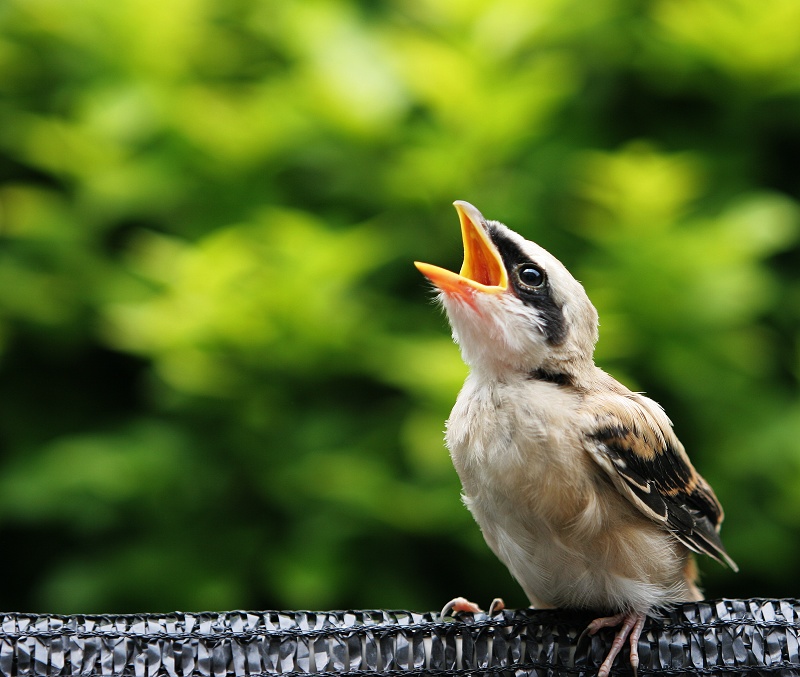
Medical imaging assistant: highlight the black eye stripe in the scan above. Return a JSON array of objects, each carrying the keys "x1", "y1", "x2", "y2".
[{"x1": 487, "y1": 224, "x2": 567, "y2": 346}]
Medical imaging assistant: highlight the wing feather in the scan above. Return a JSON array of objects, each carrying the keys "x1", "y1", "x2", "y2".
[{"x1": 584, "y1": 391, "x2": 738, "y2": 572}]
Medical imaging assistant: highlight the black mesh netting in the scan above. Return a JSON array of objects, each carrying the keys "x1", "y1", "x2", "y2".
[{"x1": 1, "y1": 599, "x2": 798, "y2": 677}]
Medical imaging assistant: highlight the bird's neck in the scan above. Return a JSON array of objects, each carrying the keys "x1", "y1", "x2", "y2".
[{"x1": 467, "y1": 354, "x2": 595, "y2": 388}]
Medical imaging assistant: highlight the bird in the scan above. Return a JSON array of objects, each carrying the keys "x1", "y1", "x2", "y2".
[{"x1": 414, "y1": 201, "x2": 737, "y2": 677}]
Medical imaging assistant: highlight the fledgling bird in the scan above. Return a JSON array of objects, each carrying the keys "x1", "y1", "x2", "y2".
[{"x1": 415, "y1": 201, "x2": 737, "y2": 677}]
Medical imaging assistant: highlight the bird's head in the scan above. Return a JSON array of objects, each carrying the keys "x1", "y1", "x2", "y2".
[{"x1": 415, "y1": 201, "x2": 599, "y2": 378}]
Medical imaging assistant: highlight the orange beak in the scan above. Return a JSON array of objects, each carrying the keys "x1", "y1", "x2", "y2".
[{"x1": 415, "y1": 201, "x2": 508, "y2": 298}]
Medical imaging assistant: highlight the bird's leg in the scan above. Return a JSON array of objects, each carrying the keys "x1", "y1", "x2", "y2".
[
  {"x1": 628, "y1": 613, "x2": 646, "y2": 674},
  {"x1": 440, "y1": 596, "x2": 505, "y2": 618},
  {"x1": 587, "y1": 610, "x2": 647, "y2": 677}
]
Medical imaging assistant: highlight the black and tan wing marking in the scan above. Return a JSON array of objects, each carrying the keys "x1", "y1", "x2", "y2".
[{"x1": 584, "y1": 392, "x2": 738, "y2": 571}]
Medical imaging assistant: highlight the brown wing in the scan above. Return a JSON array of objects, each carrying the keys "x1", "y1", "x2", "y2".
[{"x1": 584, "y1": 392, "x2": 738, "y2": 571}]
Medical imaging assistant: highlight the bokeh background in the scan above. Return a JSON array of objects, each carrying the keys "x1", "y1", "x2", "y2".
[{"x1": 1, "y1": 0, "x2": 799, "y2": 614}]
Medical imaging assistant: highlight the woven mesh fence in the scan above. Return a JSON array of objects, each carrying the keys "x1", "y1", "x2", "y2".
[{"x1": 1, "y1": 599, "x2": 798, "y2": 677}]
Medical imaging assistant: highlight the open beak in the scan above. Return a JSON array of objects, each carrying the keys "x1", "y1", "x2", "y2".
[{"x1": 415, "y1": 201, "x2": 508, "y2": 298}]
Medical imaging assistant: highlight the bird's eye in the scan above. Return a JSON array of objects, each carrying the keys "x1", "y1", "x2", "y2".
[{"x1": 517, "y1": 264, "x2": 545, "y2": 288}]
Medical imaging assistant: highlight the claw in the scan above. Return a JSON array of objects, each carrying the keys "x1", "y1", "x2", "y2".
[
  {"x1": 487, "y1": 598, "x2": 505, "y2": 615},
  {"x1": 440, "y1": 596, "x2": 507, "y2": 619},
  {"x1": 440, "y1": 596, "x2": 482, "y2": 619}
]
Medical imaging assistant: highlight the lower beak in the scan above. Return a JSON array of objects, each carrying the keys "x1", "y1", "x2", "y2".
[{"x1": 415, "y1": 201, "x2": 508, "y2": 296}]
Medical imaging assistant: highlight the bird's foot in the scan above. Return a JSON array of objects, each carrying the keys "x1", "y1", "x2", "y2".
[
  {"x1": 440, "y1": 597, "x2": 505, "y2": 619},
  {"x1": 586, "y1": 610, "x2": 647, "y2": 677}
]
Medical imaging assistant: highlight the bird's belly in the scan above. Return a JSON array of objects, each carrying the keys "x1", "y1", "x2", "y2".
[
  {"x1": 464, "y1": 489, "x2": 603, "y2": 608},
  {"x1": 463, "y1": 473, "x2": 689, "y2": 613}
]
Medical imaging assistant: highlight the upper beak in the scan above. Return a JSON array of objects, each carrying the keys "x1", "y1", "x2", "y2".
[{"x1": 415, "y1": 201, "x2": 508, "y2": 297}]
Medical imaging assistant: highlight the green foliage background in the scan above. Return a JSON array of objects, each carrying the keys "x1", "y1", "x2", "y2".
[{"x1": 1, "y1": 0, "x2": 799, "y2": 613}]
